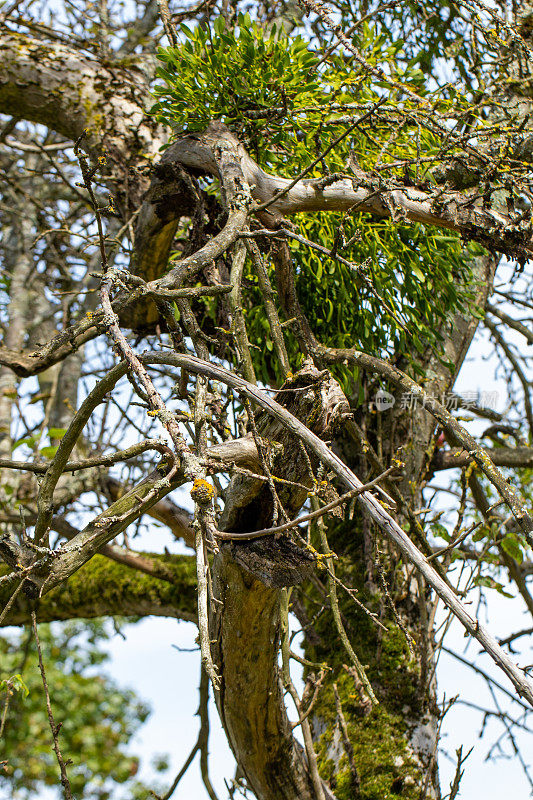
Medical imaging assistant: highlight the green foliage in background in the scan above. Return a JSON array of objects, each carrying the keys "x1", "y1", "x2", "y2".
[
  {"x1": 151, "y1": 15, "x2": 481, "y2": 387},
  {"x1": 0, "y1": 620, "x2": 164, "y2": 800}
]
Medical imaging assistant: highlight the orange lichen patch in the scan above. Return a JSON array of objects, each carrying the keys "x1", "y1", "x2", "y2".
[{"x1": 190, "y1": 478, "x2": 214, "y2": 505}]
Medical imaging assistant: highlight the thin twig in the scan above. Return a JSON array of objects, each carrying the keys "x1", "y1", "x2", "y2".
[
  {"x1": 31, "y1": 611, "x2": 73, "y2": 800},
  {"x1": 214, "y1": 466, "x2": 396, "y2": 540},
  {"x1": 311, "y1": 495, "x2": 378, "y2": 705},
  {"x1": 0, "y1": 579, "x2": 26, "y2": 627}
]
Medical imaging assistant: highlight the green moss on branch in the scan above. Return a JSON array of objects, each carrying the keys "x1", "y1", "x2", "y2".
[{"x1": 0, "y1": 552, "x2": 197, "y2": 626}]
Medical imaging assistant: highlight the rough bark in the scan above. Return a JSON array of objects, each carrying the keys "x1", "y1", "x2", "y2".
[
  {"x1": 433, "y1": 446, "x2": 533, "y2": 471},
  {"x1": 209, "y1": 362, "x2": 350, "y2": 800},
  {"x1": 211, "y1": 552, "x2": 323, "y2": 800},
  {"x1": 0, "y1": 553, "x2": 197, "y2": 626},
  {"x1": 0, "y1": 31, "x2": 165, "y2": 204},
  {"x1": 0, "y1": 31, "x2": 185, "y2": 328},
  {"x1": 155, "y1": 126, "x2": 533, "y2": 262}
]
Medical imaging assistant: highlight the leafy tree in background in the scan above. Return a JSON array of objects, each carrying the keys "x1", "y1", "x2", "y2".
[
  {"x1": 0, "y1": 0, "x2": 532, "y2": 798},
  {"x1": 1, "y1": 620, "x2": 156, "y2": 799}
]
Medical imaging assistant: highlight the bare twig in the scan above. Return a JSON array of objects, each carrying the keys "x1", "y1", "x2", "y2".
[
  {"x1": 31, "y1": 611, "x2": 73, "y2": 800},
  {"x1": 214, "y1": 466, "x2": 397, "y2": 540}
]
